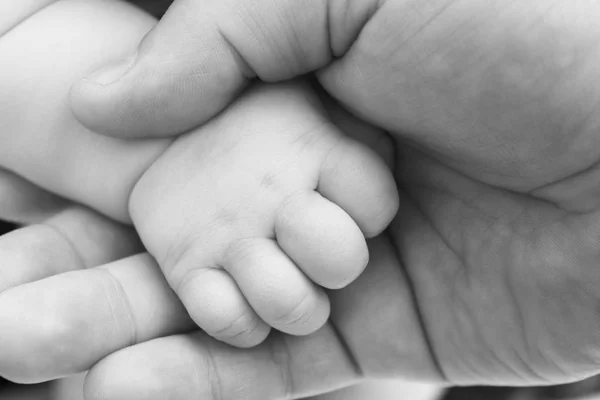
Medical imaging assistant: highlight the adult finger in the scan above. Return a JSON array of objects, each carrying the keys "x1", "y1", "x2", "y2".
[
  {"x1": 0, "y1": 207, "x2": 141, "y2": 294},
  {"x1": 0, "y1": 253, "x2": 194, "y2": 383},
  {"x1": 70, "y1": 0, "x2": 381, "y2": 138},
  {"x1": 85, "y1": 328, "x2": 359, "y2": 400},
  {"x1": 0, "y1": 207, "x2": 145, "y2": 382}
]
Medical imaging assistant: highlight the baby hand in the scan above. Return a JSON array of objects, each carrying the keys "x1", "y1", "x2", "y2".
[{"x1": 129, "y1": 82, "x2": 399, "y2": 347}]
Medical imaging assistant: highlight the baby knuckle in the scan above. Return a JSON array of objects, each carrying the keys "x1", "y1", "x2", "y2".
[
  {"x1": 272, "y1": 293, "x2": 314, "y2": 328},
  {"x1": 212, "y1": 311, "x2": 261, "y2": 341},
  {"x1": 224, "y1": 238, "x2": 257, "y2": 263}
]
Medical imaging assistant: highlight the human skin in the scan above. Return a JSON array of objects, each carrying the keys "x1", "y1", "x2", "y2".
[
  {"x1": 1, "y1": 0, "x2": 398, "y2": 349},
  {"x1": 5, "y1": 0, "x2": 600, "y2": 399}
]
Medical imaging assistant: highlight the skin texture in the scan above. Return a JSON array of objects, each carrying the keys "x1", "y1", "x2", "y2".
[
  {"x1": 1, "y1": 0, "x2": 398, "y2": 349},
  {"x1": 4, "y1": 0, "x2": 600, "y2": 399},
  {"x1": 126, "y1": 82, "x2": 398, "y2": 347}
]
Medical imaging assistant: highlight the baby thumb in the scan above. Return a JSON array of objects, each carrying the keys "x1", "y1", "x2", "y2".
[{"x1": 69, "y1": 0, "x2": 379, "y2": 138}]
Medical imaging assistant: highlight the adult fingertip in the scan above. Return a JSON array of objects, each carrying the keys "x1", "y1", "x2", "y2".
[
  {"x1": 69, "y1": 59, "x2": 242, "y2": 139},
  {"x1": 69, "y1": 70, "x2": 145, "y2": 139},
  {"x1": 0, "y1": 289, "x2": 80, "y2": 384}
]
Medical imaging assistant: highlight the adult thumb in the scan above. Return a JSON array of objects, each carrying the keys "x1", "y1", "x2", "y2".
[{"x1": 70, "y1": 0, "x2": 380, "y2": 138}]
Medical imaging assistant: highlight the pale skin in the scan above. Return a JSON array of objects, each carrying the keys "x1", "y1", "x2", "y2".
[
  {"x1": 0, "y1": 0, "x2": 398, "y2": 349},
  {"x1": 4, "y1": 0, "x2": 600, "y2": 399}
]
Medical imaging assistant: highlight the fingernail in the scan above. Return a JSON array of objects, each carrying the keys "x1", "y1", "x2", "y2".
[{"x1": 85, "y1": 54, "x2": 137, "y2": 86}]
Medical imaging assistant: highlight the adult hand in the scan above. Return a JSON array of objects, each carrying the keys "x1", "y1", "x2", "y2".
[
  {"x1": 6, "y1": 0, "x2": 600, "y2": 398},
  {"x1": 74, "y1": 0, "x2": 600, "y2": 384}
]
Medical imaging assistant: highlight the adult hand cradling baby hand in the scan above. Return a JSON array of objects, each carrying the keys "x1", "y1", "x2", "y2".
[{"x1": 4, "y1": 0, "x2": 600, "y2": 399}]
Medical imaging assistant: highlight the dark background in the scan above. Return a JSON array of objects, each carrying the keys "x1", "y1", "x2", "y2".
[
  {"x1": 0, "y1": 221, "x2": 16, "y2": 235},
  {"x1": 0, "y1": 222, "x2": 16, "y2": 390}
]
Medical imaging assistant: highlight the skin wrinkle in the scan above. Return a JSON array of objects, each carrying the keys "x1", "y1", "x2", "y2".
[
  {"x1": 455, "y1": 222, "x2": 519, "y2": 380},
  {"x1": 221, "y1": 2, "x2": 280, "y2": 79},
  {"x1": 327, "y1": 0, "x2": 380, "y2": 58},
  {"x1": 399, "y1": 155, "x2": 600, "y2": 383},
  {"x1": 202, "y1": 341, "x2": 224, "y2": 400},
  {"x1": 502, "y1": 265, "x2": 551, "y2": 384},
  {"x1": 271, "y1": 289, "x2": 312, "y2": 328},
  {"x1": 328, "y1": 318, "x2": 364, "y2": 380},
  {"x1": 97, "y1": 268, "x2": 139, "y2": 348},
  {"x1": 267, "y1": 333, "x2": 295, "y2": 400},
  {"x1": 211, "y1": 311, "x2": 260, "y2": 340},
  {"x1": 392, "y1": 0, "x2": 457, "y2": 53},
  {"x1": 216, "y1": 26, "x2": 255, "y2": 79},
  {"x1": 273, "y1": 1, "x2": 324, "y2": 77},
  {"x1": 390, "y1": 189, "x2": 448, "y2": 381},
  {"x1": 394, "y1": 147, "x2": 562, "y2": 382},
  {"x1": 41, "y1": 220, "x2": 87, "y2": 269},
  {"x1": 221, "y1": 0, "x2": 382, "y2": 81},
  {"x1": 528, "y1": 157, "x2": 600, "y2": 213}
]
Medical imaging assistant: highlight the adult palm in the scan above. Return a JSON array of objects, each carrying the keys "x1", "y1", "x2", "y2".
[{"x1": 325, "y1": 0, "x2": 600, "y2": 385}]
